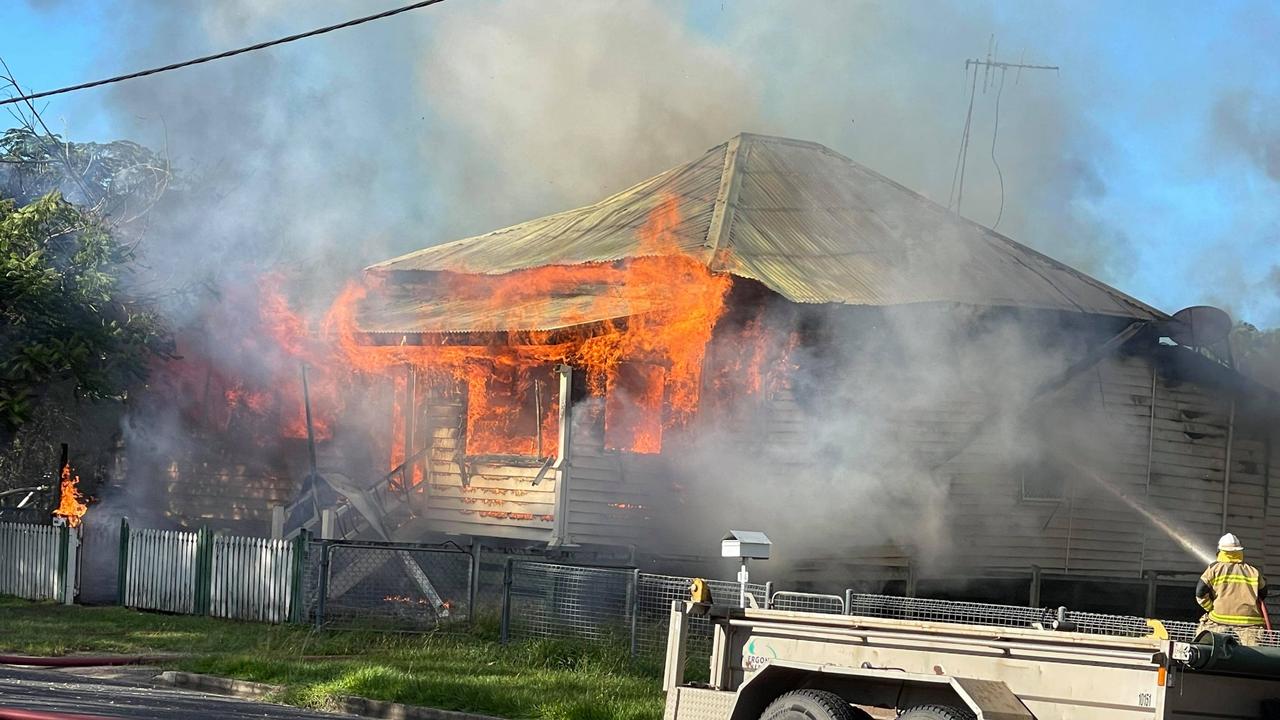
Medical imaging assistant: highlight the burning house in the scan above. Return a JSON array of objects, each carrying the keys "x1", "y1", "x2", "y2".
[{"x1": 172, "y1": 133, "x2": 1278, "y2": 615}]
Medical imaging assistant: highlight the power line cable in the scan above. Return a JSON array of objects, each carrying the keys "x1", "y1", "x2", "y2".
[{"x1": 0, "y1": 0, "x2": 448, "y2": 107}]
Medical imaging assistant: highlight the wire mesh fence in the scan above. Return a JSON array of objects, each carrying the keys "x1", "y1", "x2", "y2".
[
  {"x1": 841, "y1": 592, "x2": 1280, "y2": 647},
  {"x1": 846, "y1": 593, "x2": 1053, "y2": 629},
  {"x1": 771, "y1": 591, "x2": 846, "y2": 615},
  {"x1": 635, "y1": 573, "x2": 767, "y2": 659},
  {"x1": 292, "y1": 544, "x2": 1280, "y2": 651},
  {"x1": 307, "y1": 539, "x2": 475, "y2": 631},
  {"x1": 500, "y1": 560, "x2": 766, "y2": 660}
]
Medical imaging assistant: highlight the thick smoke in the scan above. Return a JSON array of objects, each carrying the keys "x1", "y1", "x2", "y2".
[
  {"x1": 14, "y1": 1, "x2": 1266, "y2": 587},
  {"x1": 1207, "y1": 90, "x2": 1280, "y2": 323}
]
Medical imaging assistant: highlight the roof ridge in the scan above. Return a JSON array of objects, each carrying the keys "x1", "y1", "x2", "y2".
[{"x1": 702, "y1": 135, "x2": 746, "y2": 267}]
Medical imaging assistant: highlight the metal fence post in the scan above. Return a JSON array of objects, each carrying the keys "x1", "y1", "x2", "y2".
[
  {"x1": 116, "y1": 518, "x2": 130, "y2": 606},
  {"x1": 314, "y1": 540, "x2": 331, "y2": 630},
  {"x1": 500, "y1": 557, "x2": 513, "y2": 645},
  {"x1": 629, "y1": 569, "x2": 640, "y2": 658},
  {"x1": 843, "y1": 588, "x2": 854, "y2": 616},
  {"x1": 194, "y1": 527, "x2": 214, "y2": 616},
  {"x1": 469, "y1": 541, "x2": 482, "y2": 626},
  {"x1": 764, "y1": 581, "x2": 774, "y2": 609},
  {"x1": 288, "y1": 530, "x2": 309, "y2": 623}
]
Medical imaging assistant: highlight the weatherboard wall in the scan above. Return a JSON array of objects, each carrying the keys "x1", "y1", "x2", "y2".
[
  {"x1": 407, "y1": 390, "x2": 653, "y2": 545},
  {"x1": 940, "y1": 352, "x2": 1276, "y2": 581}
]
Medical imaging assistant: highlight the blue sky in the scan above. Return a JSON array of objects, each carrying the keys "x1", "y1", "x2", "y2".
[{"x1": 4, "y1": 1, "x2": 1279, "y2": 327}]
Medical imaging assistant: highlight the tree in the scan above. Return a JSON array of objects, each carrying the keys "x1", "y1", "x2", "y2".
[
  {"x1": 1231, "y1": 322, "x2": 1280, "y2": 392},
  {"x1": 0, "y1": 191, "x2": 171, "y2": 434}
]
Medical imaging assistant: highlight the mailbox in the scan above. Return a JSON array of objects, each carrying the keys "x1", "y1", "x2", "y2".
[{"x1": 722, "y1": 530, "x2": 772, "y2": 560}]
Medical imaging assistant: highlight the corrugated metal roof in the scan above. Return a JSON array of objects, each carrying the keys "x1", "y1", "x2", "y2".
[
  {"x1": 370, "y1": 143, "x2": 727, "y2": 275},
  {"x1": 356, "y1": 282, "x2": 667, "y2": 335},
  {"x1": 368, "y1": 133, "x2": 1164, "y2": 325}
]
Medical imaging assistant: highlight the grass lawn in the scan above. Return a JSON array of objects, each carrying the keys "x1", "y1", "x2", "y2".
[{"x1": 0, "y1": 596, "x2": 665, "y2": 720}]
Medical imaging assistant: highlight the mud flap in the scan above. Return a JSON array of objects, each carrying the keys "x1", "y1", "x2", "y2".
[{"x1": 950, "y1": 678, "x2": 1034, "y2": 720}]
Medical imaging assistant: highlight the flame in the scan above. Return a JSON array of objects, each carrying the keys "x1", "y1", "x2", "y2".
[
  {"x1": 145, "y1": 193, "x2": 749, "y2": 502},
  {"x1": 324, "y1": 194, "x2": 730, "y2": 456},
  {"x1": 52, "y1": 464, "x2": 87, "y2": 528}
]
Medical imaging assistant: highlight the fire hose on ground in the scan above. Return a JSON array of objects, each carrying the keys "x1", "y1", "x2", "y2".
[
  {"x1": 0, "y1": 655, "x2": 177, "y2": 668},
  {"x1": 0, "y1": 709, "x2": 121, "y2": 720}
]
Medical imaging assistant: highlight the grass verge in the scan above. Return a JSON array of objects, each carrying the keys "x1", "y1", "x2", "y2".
[{"x1": 0, "y1": 597, "x2": 664, "y2": 720}]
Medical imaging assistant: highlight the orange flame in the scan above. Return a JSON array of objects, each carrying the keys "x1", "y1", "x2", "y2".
[
  {"x1": 52, "y1": 464, "x2": 87, "y2": 528},
  {"x1": 323, "y1": 194, "x2": 730, "y2": 456},
  {"x1": 151, "y1": 194, "x2": 748, "y2": 474}
]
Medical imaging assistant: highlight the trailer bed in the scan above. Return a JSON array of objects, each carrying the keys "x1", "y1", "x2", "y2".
[{"x1": 663, "y1": 601, "x2": 1280, "y2": 720}]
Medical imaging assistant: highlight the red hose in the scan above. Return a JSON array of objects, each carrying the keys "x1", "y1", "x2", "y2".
[
  {"x1": 0, "y1": 656, "x2": 170, "y2": 667},
  {"x1": 0, "y1": 708, "x2": 121, "y2": 720}
]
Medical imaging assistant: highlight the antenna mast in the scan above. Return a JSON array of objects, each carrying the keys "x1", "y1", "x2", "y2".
[{"x1": 948, "y1": 37, "x2": 1059, "y2": 219}]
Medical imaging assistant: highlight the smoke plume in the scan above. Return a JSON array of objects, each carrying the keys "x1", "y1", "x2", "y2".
[{"x1": 12, "y1": 1, "x2": 1269, "y2": 589}]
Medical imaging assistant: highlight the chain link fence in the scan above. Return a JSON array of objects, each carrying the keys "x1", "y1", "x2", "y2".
[{"x1": 306, "y1": 539, "x2": 476, "y2": 631}]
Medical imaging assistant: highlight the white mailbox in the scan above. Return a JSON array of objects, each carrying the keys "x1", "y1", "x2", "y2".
[{"x1": 722, "y1": 530, "x2": 772, "y2": 560}]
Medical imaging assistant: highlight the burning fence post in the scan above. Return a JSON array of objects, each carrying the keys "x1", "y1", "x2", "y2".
[
  {"x1": 51, "y1": 443, "x2": 68, "y2": 516},
  {"x1": 50, "y1": 517, "x2": 80, "y2": 605}
]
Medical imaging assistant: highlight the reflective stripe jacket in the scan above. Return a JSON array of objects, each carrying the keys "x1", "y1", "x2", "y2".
[{"x1": 1195, "y1": 558, "x2": 1268, "y2": 626}]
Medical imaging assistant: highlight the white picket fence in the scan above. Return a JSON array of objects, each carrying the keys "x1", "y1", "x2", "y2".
[
  {"x1": 209, "y1": 535, "x2": 296, "y2": 623},
  {"x1": 0, "y1": 522, "x2": 76, "y2": 602},
  {"x1": 122, "y1": 528, "x2": 200, "y2": 614},
  {"x1": 121, "y1": 525, "x2": 299, "y2": 622}
]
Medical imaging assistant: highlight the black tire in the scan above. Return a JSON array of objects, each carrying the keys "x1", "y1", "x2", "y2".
[
  {"x1": 898, "y1": 705, "x2": 975, "y2": 720},
  {"x1": 759, "y1": 689, "x2": 874, "y2": 720}
]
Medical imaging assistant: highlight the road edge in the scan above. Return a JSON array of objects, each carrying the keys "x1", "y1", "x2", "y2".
[{"x1": 156, "y1": 671, "x2": 509, "y2": 720}]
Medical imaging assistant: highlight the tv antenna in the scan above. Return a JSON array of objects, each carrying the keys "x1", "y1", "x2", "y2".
[{"x1": 947, "y1": 36, "x2": 1058, "y2": 225}]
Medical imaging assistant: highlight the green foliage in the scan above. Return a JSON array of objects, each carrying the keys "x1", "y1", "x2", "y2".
[
  {"x1": 0, "y1": 127, "x2": 171, "y2": 222},
  {"x1": 1231, "y1": 322, "x2": 1280, "y2": 391},
  {"x1": 0, "y1": 192, "x2": 171, "y2": 432}
]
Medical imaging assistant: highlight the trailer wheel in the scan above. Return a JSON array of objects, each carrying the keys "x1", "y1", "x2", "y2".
[
  {"x1": 759, "y1": 689, "x2": 873, "y2": 720},
  {"x1": 897, "y1": 705, "x2": 975, "y2": 720}
]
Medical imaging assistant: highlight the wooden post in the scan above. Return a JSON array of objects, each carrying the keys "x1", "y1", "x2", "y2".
[
  {"x1": 62, "y1": 524, "x2": 79, "y2": 605},
  {"x1": 534, "y1": 378, "x2": 544, "y2": 459},
  {"x1": 53, "y1": 443, "x2": 68, "y2": 515},
  {"x1": 320, "y1": 508, "x2": 338, "y2": 540},
  {"x1": 404, "y1": 365, "x2": 417, "y2": 488},
  {"x1": 271, "y1": 506, "x2": 285, "y2": 540},
  {"x1": 1221, "y1": 399, "x2": 1236, "y2": 534},
  {"x1": 549, "y1": 365, "x2": 574, "y2": 547}
]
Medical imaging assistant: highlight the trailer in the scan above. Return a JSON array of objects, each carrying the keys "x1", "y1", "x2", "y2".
[{"x1": 662, "y1": 599, "x2": 1280, "y2": 720}]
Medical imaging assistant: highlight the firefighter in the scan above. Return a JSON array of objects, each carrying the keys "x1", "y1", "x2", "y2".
[{"x1": 1195, "y1": 533, "x2": 1270, "y2": 646}]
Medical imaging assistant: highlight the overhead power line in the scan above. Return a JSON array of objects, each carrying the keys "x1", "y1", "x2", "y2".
[{"x1": 0, "y1": 0, "x2": 448, "y2": 107}]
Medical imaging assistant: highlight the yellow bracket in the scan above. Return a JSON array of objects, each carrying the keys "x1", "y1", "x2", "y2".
[
  {"x1": 690, "y1": 578, "x2": 712, "y2": 604},
  {"x1": 1146, "y1": 619, "x2": 1169, "y2": 640}
]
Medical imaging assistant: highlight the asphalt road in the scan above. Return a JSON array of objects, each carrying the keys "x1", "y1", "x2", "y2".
[{"x1": 0, "y1": 665, "x2": 353, "y2": 719}]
